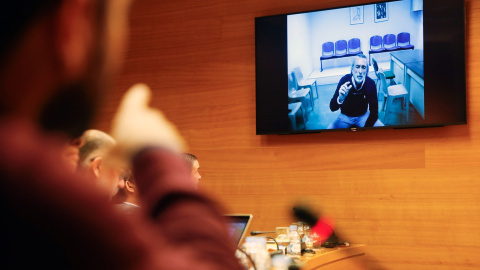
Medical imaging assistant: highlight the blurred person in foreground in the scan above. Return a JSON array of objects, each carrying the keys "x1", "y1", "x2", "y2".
[
  {"x1": 183, "y1": 152, "x2": 202, "y2": 187},
  {"x1": 0, "y1": 1, "x2": 241, "y2": 269}
]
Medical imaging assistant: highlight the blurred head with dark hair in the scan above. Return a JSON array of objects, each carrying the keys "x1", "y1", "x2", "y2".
[
  {"x1": 0, "y1": 0, "x2": 134, "y2": 138},
  {"x1": 183, "y1": 153, "x2": 201, "y2": 187},
  {"x1": 183, "y1": 153, "x2": 197, "y2": 167},
  {"x1": 62, "y1": 137, "x2": 84, "y2": 173}
]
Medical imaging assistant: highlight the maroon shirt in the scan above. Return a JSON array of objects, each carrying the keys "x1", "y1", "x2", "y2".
[{"x1": 0, "y1": 117, "x2": 241, "y2": 270}]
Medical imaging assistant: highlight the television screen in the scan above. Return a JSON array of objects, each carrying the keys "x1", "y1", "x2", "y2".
[{"x1": 255, "y1": 0, "x2": 466, "y2": 134}]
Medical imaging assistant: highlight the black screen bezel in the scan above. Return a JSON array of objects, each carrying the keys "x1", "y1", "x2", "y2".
[{"x1": 255, "y1": 0, "x2": 466, "y2": 135}]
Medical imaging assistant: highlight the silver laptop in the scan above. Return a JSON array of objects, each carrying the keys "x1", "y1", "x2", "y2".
[{"x1": 224, "y1": 214, "x2": 253, "y2": 246}]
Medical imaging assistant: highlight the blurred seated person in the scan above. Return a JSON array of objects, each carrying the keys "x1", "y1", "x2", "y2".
[
  {"x1": 115, "y1": 169, "x2": 141, "y2": 214},
  {"x1": 328, "y1": 54, "x2": 383, "y2": 129},
  {"x1": 62, "y1": 137, "x2": 84, "y2": 173},
  {"x1": 183, "y1": 153, "x2": 201, "y2": 187},
  {"x1": 78, "y1": 129, "x2": 125, "y2": 198}
]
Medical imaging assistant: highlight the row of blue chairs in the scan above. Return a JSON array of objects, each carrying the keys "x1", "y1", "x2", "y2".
[
  {"x1": 320, "y1": 32, "x2": 415, "y2": 71},
  {"x1": 321, "y1": 38, "x2": 361, "y2": 58},
  {"x1": 368, "y1": 32, "x2": 414, "y2": 64},
  {"x1": 320, "y1": 38, "x2": 362, "y2": 71},
  {"x1": 370, "y1": 32, "x2": 414, "y2": 52}
]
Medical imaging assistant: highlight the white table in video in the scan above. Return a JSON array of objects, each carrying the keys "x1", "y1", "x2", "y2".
[{"x1": 390, "y1": 50, "x2": 425, "y2": 119}]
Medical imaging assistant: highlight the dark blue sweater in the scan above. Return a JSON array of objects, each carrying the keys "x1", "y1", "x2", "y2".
[{"x1": 330, "y1": 74, "x2": 378, "y2": 127}]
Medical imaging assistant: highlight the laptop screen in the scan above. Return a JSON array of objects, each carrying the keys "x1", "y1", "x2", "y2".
[{"x1": 224, "y1": 214, "x2": 253, "y2": 246}]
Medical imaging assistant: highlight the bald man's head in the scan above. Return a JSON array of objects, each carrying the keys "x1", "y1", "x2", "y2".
[
  {"x1": 78, "y1": 129, "x2": 123, "y2": 197},
  {"x1": 78, "y1": 129, "x2": 116, "y2": 168}
]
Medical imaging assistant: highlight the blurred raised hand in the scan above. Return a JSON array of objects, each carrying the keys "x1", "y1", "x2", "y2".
[{"x1": 111, "y1": 83, "x2": 186, "y2": 157}]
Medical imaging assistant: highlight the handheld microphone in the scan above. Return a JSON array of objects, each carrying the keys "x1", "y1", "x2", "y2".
[
  {"x1": 293, "y1": 205, "x2": 338, "y2": 248},
  {"x1": 250, "y1": 231, "x2": 276, "y2": 236}
]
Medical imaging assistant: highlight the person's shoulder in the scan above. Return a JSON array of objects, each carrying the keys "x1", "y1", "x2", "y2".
[
  {"x1": 339, "y1": 74, "x2": 351, "y2": 83},
  {"x1": 365, "y1": 75, "x2": 375, "y2": 84},
  {"x1": 365, "y1": 76, "x2": 376, "y2": 88},
  {"x1": 115, "y1": 203, "x2": 140, "y2": 214}
]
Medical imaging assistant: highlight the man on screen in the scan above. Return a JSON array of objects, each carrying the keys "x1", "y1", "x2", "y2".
[{"x1": 328, "y1": 54, "x2": 382, "y2": 129}]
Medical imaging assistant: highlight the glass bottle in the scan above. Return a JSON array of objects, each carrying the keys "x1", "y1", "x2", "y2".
[
  {"x1": 297, "y1": 221, "x2": 305, "y2": 239},
  {"x1": 288, "y1": 224, "x2": 301, "y2": 259},
  {"x1": 243, "y1": 236, "x2": 270, "y2": 270},
  {"x1": 302, "y1": 225, "x2": 315, "y2": 254},
  {"x1": 275, "y1": 227, "x2": 290, "y2": 255},
  {"x1": 271, "y1": 254, "x2": 290, "y2": 270}
]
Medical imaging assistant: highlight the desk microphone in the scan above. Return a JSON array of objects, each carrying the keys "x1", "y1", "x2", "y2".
[
  {"x1": 293, "y1": 205, "x2": 338, "y2": 248},
  {"x1": 249, "y1": 231, "x2": 280, "y2": 251},
  {"x1": 250, "y1": 231, "x2": 276, "y2": 236}
]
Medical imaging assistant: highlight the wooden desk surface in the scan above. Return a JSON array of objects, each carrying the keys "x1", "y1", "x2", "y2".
[{"x1": 300, "y1": 244, "x2": 367, "y2": 270}]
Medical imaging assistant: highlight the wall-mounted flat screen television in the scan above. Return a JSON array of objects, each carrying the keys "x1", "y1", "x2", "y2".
[{"x1": 255, "y1": 0, "x2": 466, "y2": 134}]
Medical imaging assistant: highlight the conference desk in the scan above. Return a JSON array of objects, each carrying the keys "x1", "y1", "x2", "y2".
[
  {"x1": 300, "y1": 244, "x2": 367, "y2": 270},
  {"x1": 390, "y1": 50, "x2": 425, "y2": 119}
]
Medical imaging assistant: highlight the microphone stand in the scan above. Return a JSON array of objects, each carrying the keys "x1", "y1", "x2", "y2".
[
  {"x1": 249, "y1": 231, "x2": 280, "y2": 254},
  {"x1": 250, "y1": 231, "x2": 276, "y2": 236},
  {"x1": 264, "y1": 236, "x2": 280, "y2": 251}
]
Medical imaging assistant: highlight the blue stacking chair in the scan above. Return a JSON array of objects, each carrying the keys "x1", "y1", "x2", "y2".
[
  {"x1": 372, "y1": 57, "x2": 395, "y2": 96},
  {"x1": 321, "y1": 42, "x2": 334, "y2": 58},
  {"x1": 320, "y1": 42, "x2": 334, "y2": 72},
  {"x1": 397, "y1": 32, "x2": 414, "y2": 49},
  {"x1": 368, "y1": 35, "x2": 384, "y2": 65},
  {"x1": 334, "y1": 40, "x2": 348, "y2": 57},
  {"x1": 383, "y1": 34, "x2": 398, "y2": 51},
  {"x1": 369, "y1": 35, "x2": 383, "y2": 52},
  {"x1": 347, "y1": 38, "x2": 362, "y2": 56},
  {"x1": 292, "y1": 67, "x2": 318, "y2": 100}
]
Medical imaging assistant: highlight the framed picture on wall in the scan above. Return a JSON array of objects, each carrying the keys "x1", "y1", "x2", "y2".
[
  {"x1": 350, "y1": 6, "x2": 364, "y2": 25},
  {"x1": 374, "y1": 3, "x2": 388, "y2": 22}
]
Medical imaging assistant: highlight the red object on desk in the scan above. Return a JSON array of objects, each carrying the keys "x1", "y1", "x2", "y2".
[{"x1": 311, "y1": 216, "x2": 335, "y2": 243}]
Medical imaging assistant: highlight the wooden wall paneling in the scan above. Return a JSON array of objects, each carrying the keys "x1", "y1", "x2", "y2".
[{"x1": 93, "y1": 0, "x2": 480, "y2": 269}]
